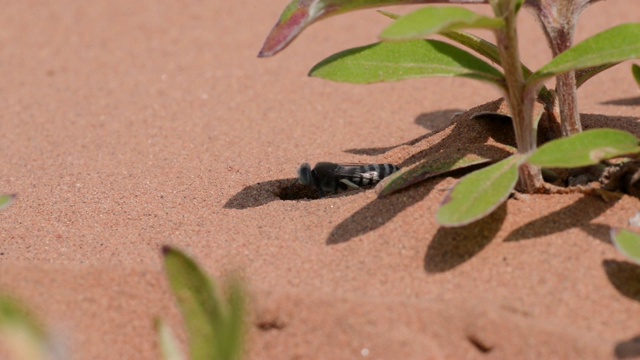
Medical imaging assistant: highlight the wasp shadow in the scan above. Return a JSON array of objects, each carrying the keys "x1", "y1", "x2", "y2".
[
  {"x1": 603, "y1": 259, "x2": 640, "y2": 302},
  {"x1": 342, "y1": 109, "x2": 463, "y2": 156},
  {"x1": 424, "y1": 202, "x2": 507, "y2": 273},
  {"x1": 326, "y1": 178, "x2": 440, "y2": 245},
  {"x1": 503, "y1": 195, "x2": 616, "y2": 244},
  {"x1": 601, "y1": 96, "x2": 640, "y2": 107},
  {"x1": 224, "y1": 177, "x2": 365, "y2": 209},
  {"x1": 615, "y1": 335, "x2": 640, "y2": 359}
]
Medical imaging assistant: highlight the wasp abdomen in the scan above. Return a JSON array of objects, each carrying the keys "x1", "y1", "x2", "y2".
[{"x1": 298, "y1": 162, "x2": 400, "y2": 197}]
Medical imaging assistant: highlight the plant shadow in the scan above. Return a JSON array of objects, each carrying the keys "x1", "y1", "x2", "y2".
[
  {"x1": 424, "y1": 202, "x2": 507, "y2": 273},
  {"x1": 601, "y1": 96, "x2": 640, "y2": 107},
  {"x1": 603, "y1": 259, "x2": 640, "y2": 302},
  {"x1": 503, "y1": 195, "x2": 617, "y2": 244},
  {"x1": 615, "y1": 335, "x2": 640, "y2": 359},
  {"x1": 326, "y1": 178, "x2": 441, "y2": 245},
  {"x1": 343, "y1": 109, "x2": 462, "y2": 156}
]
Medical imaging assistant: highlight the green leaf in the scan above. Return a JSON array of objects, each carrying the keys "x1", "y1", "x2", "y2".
[
  {"x1": 527, "y1": 129, "x2": 640, "y2": 168},
  {"x1": 0, "y1": 194, "x2": 15, "y2": 211},
  {"x1": 575, "y1": 63, "x2": 619, "y2": 89},
  {"x1": 633, "y1": 63, "x2": 640, "y2": 87},
  {"x1": 376, "y1": 144, "x2": 512, "y2": 197},
  {"x1": 381, "y1": 7, "x2": 504, "y2": 40},
  {"x1": 0, "y1": 296, "x2": 48, "y2": 360},
  {"x1": 162, "y1": 246, "x2": 244, "y2": 360},
  {"x1": 437, "y1": 155, "x2": 523, "y2": 227},
  {"x1": 310, "y1": 40, "x2": 504, "y2": 86},
  {"x1": 156, "y1": 319, "x2": 186, "y2": 360},
  {"x1": 529, "y1": 23, "x2": 640, "y2": 85},
  {"x1": 611, "y1": 228, "x2": 640, "y2": 264}
]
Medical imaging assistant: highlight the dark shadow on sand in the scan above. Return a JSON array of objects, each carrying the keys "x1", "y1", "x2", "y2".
[
  {"x1": 424, "y1": 203, "x2": 507, "y2": 273},
  {"x1": 326, "y1": 179, "x2": 441, "y2": 245},
  {"x1": 603, "y1": 259, "x2": 640, "y2": 302},
  {"x1": 343, "y1": 109, "x2": 462, "y2": 156},
  {"x1": 504, "y1": 195, "x2": 617, "y2": 244}
]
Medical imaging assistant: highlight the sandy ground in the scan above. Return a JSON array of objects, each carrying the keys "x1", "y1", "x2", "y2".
[{"x1": 1, "y1": 0, "x2": 640, "y2": 359}]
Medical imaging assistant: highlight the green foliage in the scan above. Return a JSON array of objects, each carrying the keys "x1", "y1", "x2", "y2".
[
  {"x1": 633, "y1": 63, "x2": 640, "y2": 87},
  {"x1": 309, "y1": 40, "x2": 504, "y2": 86},
  {"x1": 161, "y1": 246, "x2": 245, "y2": 360},
  {"x1": 528, "y1": 129, "x2": 640, "y2": 168},
  {"x1": 261, "y1": 0, "x2": 640, "y2": 226},
  {"x1": 611, "y1": 228, "x2": 640, "y2": 264},
  {"x1": 0, "y1": 296, "x2": 48, "y2": 360},
  {"x1": 528, "y1": 24, "x2": 640, "y2": 85},
  {"x1": 437, "y1": 155, "x2": 523, "y2": 227},
  {"x1": 380, "y1": 7, "x2": 504, "y2": 40}
]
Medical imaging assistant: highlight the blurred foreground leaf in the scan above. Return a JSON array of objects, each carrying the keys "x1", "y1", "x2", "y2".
[
  {"x1": 156, "y1": 319, "x2": 185, "y2": 360},
  {"x1": 437, "y1": 154, "x2": 522, "y2": 227},
  {"x1": 0, "y1": 296, "x2": 47, "y2": 360},
  {"x1": 162, "y1": 246, "x2": 245, "y2": 360},
  {"x1": 528, "y1": 129, "x2": 640, "y2": 168},
  {"x1": 0, "y1": 194, "x2": 15, "y2": 211}
]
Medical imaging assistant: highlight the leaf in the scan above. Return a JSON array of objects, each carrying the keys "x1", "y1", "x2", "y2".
[
  {"x1": 258, "y1": 0, "x2": 485, "y2": 57},
  {"x1": 0, "y1": 296, "x2": 48, "y2": 360},
  {"x1": 527, "y1": 129, "x2": 640, "y2": 168},
  {"x1": 611, "y1": 228, "x2": 640, "y2": 264},
  {"x1": 381, "y1": 7, "x2": 504, "y2": 40},
  {"x1": 529, "y1": 23, "x2": 640, "y2": 85},
  {"x1": 162, "y1": 246, "x2": 244, "y2": 360},
  {"x1": 437, "y1": 154, "x2": 522, "y2": 227},
  {"x1": 156, "y1": 319, "x2": 186, "y2": 360},
  {"x1": 376, "y1": 144, "x2": 513, "y2": 197},
  {"x1": 575, "y1": 63, "x2": 619, "y2": 89},
  {"x1": 633, "y1": 63, "x2": 640, "y2": 87},
  {"x1": 309, "y1": 40, "x2": 504, "y2": 85},
  {"x1": 163, "y1": 246, "x2": 220, "y2": 360},
  {"x1": 0, "y1": 194, "x2": 15, "y2": 211}
]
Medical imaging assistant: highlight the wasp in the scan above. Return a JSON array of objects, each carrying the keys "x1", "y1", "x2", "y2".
[{"x1": 298, "y1": 162, "x2": 400, "y2": 197}]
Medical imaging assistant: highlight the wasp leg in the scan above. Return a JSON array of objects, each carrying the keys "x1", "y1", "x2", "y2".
[{"x1": 339, "y1": 179, "x2": 361, "y2": 189}]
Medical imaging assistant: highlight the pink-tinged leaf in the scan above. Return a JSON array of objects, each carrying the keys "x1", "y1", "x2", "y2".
[{"x1": 258, "y1": 0, "x2": 489, "y2": 57}]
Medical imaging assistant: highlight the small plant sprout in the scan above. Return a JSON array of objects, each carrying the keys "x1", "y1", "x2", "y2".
[
  {"x1": 259, "y1": 0, "x2": 640, "y2": 226},
  {"x1": 160, "y1": 246, "x2": 245, "y2": 360}
]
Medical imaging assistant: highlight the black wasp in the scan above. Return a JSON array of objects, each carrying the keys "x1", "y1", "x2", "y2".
[{"x1": 298, "y1": 162, "x2": 400, "y2": 197}]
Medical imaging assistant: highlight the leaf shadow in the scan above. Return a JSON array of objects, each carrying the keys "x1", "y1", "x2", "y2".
[
  {"x1": 326, "y1": 178, "x2": 440, "y2": 245},
  {"x1": 603, "y1": 259, "x2": 640, "y2": 302},
  {"x1": 503, "y1": 195, "x2": 617, "y2": 244},
  {"x1": 615, "y1": 335, "x2": 640, "y2": 359},
  {"x1": 600, "y1": 96, "x2": 640, "y2": 107},
  {"x1": 342, "y1": 109, "x2": 462, "y2": 156},
  {"x1": 424, "y1": 202, "x2": 507, "y2": 273}
]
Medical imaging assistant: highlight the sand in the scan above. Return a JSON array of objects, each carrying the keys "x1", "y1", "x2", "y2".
[{"x1": 1, "y1": 0, "x2": 639, "y2": 359}]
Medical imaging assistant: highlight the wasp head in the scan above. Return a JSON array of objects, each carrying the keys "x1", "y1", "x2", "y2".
[{"x1": 298, "y1": 163, "x2": 313, "y2": 185}]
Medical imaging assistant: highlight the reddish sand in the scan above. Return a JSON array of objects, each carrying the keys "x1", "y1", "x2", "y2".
[{"x1": 1, "y1": 1, "x2": 639, "y2": 359}]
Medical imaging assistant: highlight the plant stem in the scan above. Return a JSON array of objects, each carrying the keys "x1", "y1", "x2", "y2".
[
  {"x1": 527, "y1": 0, "x2": 593, "y2": 136},
  {"x1": 493, "y1": 1, "x2": 543, "y2": 192}
]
